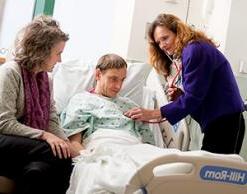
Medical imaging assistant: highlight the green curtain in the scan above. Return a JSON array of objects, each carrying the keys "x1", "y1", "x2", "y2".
[{"x1": 33, "y1": 0, "x2": 55, "y2": 18}]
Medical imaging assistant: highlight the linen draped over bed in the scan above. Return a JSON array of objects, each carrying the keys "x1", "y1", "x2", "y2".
[{"x1": 66, "y1": 129, "x2": 180, "y2": 194}]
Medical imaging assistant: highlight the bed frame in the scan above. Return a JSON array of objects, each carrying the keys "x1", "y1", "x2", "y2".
[
  {"x1": 125, "y1": 151, "x2": 247, "y2": 194},
  {"x1": 146, "y1": 69, "x2": 190, "y2": 151}
]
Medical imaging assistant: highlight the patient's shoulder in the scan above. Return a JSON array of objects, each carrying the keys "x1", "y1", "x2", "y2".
[
  {"x1": 70, "y1": 91, "x2": 97, "y2": 104},
  {"x1": 68, "y1": 91, "x2": 104, "y2": 109},
  {"x1": 72, "y1": 91, "x2": 94, "y2": 99}
]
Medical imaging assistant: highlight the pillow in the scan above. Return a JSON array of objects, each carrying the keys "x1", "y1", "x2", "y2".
[
  {"x1": 119, "y1": 61, "x2": 152, "y2": 105},
  {"x1": 53, "y1": 59, "x2": 152, "y2": 113},
  {"x1": 53, "y1": 59, "x2": 95, "y2": 113}
]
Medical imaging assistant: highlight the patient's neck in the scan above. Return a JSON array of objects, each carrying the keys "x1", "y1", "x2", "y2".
[
  {"x1": 94, "y1": 86, "x2": 115, "y2": 99},
  {"x1": 94, "y1": 86, "x2": 102, "y2": 95}
]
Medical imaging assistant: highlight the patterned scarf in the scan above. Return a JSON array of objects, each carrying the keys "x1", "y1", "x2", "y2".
[{"x1": 21, "y1": 67, "x2": 50, "y2": 130}]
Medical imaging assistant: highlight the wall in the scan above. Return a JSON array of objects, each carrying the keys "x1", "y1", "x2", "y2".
[
  {"x1": 204, "y1": 0, "x2": 247, "y2": 75},
  {"x1": 224, "y1": 0, "x2": 247, "y2": 74},
  {"x1": 121, "y1": 0, "x2": 247, "y2": 76},
  {"x1": 127, "y1": 0, "x2": 188, "y2": 62},
  {"x1": 1, "y1": 0, "x2": 246, "y2": 72},
  {"x1": 205, "y1": 0, "x2": 231, "y2": 52},
  {"x1": 110, "y1": 0, "x2": 135, "y2": 60},
  {"x1": 0, "y1": 0, "x2": 34, "y2": 53},
  {"x1": 111, "y1": 0, "x2": 207, "y2": 62},
  {"x1": 0, "y1": 0, "x2": 5, "y2": 33},
  {"x1": 53, "y1": 0, "x2": 116, "y2": 63},
  {"x1": 52, "y1": 0, "x2": 196, "y2": 63}
]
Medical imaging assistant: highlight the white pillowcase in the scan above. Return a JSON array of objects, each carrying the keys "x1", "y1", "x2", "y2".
[
  {"x1": 53, "y1": 59, "x2": 152, "y2": 113},
  {"x1": 53, "y1": 59, "x2": 95, "y2": 113},
  {"x1": 119, "y1": 61, "x2": 152, "y2": 105}
]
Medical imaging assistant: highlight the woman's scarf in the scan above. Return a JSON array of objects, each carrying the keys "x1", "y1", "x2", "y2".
[{"x1": 21, "y1": 67, "x2": 50, "y2": 130}]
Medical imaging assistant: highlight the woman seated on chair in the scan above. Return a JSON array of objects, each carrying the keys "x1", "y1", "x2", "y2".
[{"x1": 0, "y1": 15, "x2": 75, "y2": 194}]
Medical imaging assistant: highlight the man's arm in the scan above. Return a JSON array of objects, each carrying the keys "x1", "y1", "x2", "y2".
[{"x1": 68, "y1": 133, "x2": 85, "y2": 154}]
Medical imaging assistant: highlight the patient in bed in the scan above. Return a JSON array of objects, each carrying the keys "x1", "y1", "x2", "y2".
[{"x1": 60, "y1": 54, "x2": 179, "y2": 194}]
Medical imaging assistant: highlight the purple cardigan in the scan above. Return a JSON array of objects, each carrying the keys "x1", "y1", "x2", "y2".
[{"x1": 161, "y1": 41, "x2": 244, "y2": 132}]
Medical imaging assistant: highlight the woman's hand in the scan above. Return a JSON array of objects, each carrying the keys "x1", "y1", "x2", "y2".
[
  {"x1": 124, "y1": 107, "x2": 161, "y2": 122},
  {"x1": 166, "y1": 86, "x2": 183, "y2": 101},
  {"x1": 40, "y1": 131, "x2": 71, "y2": 159}
]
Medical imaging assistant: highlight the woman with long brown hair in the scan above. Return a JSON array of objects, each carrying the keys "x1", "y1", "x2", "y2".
[{"x1": 125, "y1": 13, "x2": 245, "y2": 154}]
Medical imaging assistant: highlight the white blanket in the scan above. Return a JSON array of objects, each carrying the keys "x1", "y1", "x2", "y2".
[{"x1": 67, "y1": 129, "x2": 180, "y2": 194}]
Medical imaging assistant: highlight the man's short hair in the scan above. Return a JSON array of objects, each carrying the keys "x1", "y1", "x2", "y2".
[{"x1": 96, "y1": 54, "x2": 127, "y2": 71}]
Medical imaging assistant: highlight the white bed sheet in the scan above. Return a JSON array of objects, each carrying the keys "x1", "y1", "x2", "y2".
[
  {"x1": 67, "y1": 129, "x2": 247, "y2": 194},
  {"x1": 67, "y1": 129, "x2": 180, "y2": 194}
]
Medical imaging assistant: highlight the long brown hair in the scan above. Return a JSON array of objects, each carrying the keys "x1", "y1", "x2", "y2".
[{"x1": 148, "y1": 13, "x2": 216, "y2": 76}]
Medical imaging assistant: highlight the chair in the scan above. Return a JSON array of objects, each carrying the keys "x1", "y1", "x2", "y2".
[{"x1": 0, "y1": 176, "x2": 15, "y2": 194}]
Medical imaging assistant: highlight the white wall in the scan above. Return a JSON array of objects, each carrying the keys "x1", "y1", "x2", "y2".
[
  {"x1": 111, "y1": 0, "x2": 209, "y2": 63},
  {"x1": 110, "y1": 0, "x2": 135, "y2": 60},
  {"x1": 53, "y1": 0, "x2": 116, "y2": 63},
  {"x1": 224, "y1": 0, "x2": 247, "y2": 74},
  {"x1": 205, "y1": 0, "x2": 231, "y2": 52},
  {"x1": 204, "y1": 0, "x2": 247, "y2": 75},
  {"x1": 0, "y1": 0, "x2": 5, "y2": 31},
  {"x1": 188, "y1": 0, "x2": 207, "y2": 31},
  {"x1": 0, "y1": 0, "x2": 34, "y2": 59},
  {"x1": 53, "y1": 0, "x2": 196, "y2": 63},
  {"x1": 127, "y1": 0, "x2": 189, "y2": 62},
  {"x1": 1, "y1": 0, "x2": 246, "y2": 72}
]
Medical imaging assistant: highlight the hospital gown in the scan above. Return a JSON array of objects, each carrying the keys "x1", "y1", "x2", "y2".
[{"x1": 60, "y1": 91, "x2": 155, "y2": 145}]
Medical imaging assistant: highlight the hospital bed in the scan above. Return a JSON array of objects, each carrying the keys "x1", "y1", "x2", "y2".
[
  {"x1": 54, "y1": 59, "x2": 247, "y2": 194},
  {"x1": 52, "y1": 59, "x2": 163, "y2": 148},
  {"x1": 1, "y1": 59, "x2": 246, "y2": 194},
  {"x1": 52, "y1": 58, "x2": 190, "y2": 150}
]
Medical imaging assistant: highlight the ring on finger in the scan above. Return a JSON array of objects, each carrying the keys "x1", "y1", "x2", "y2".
[{"x1": 58, "y1": 143, "x2": 64, "y2": 147}]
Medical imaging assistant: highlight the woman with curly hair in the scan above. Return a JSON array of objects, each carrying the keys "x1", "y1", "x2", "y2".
[
  {"x1": 125, "y1": 13, "x2": 245, "y2": 155},
  {"x1": 0, "y1": 15, "x2": 74, "y2": 194}
]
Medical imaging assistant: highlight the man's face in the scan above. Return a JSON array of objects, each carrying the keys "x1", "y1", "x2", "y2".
[{"x1": 95, "y1": 67, "x2": 127, "y2": 98}]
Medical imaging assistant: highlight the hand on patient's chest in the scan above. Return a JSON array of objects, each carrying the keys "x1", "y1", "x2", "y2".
[{"x1": 89, "y1": 96, "x2": 135, "y2": 129}]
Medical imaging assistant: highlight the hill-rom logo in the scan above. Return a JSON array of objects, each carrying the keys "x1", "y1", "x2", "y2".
[{"x1": 200, "y1": 165, "x2": 247, "y2": 185}]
